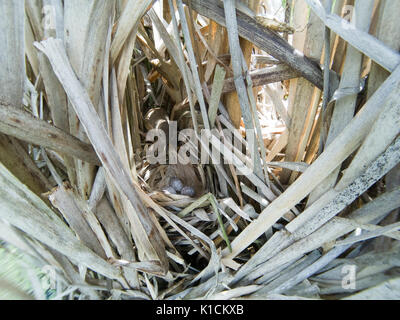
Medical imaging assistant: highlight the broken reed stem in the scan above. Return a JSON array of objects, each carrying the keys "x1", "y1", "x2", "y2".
[
  {"x1": 176, "y1": 0, "x2": 210, "y2": 130},
  {"x1": 223, "y1": 0, "x2": 265, "y2": 188},
  {"x1": 209, "y1": 194, "x2": 232, "y2": 253},
  {"x1": 178, "y1": 193, "x2": 210, "y2": 218},
  {"x1": 319, "y1": 0, "x2": 332, "y2": 152}
]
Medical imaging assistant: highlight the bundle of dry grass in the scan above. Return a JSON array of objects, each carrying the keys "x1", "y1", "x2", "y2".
[{"x1": 0, "y1": 0, "x2": 399, "y2": 300}]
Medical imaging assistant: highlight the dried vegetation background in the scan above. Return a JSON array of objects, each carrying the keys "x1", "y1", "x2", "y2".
[{"x1": 0, "y1": 0, "x2": 399, "y2": 299}]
